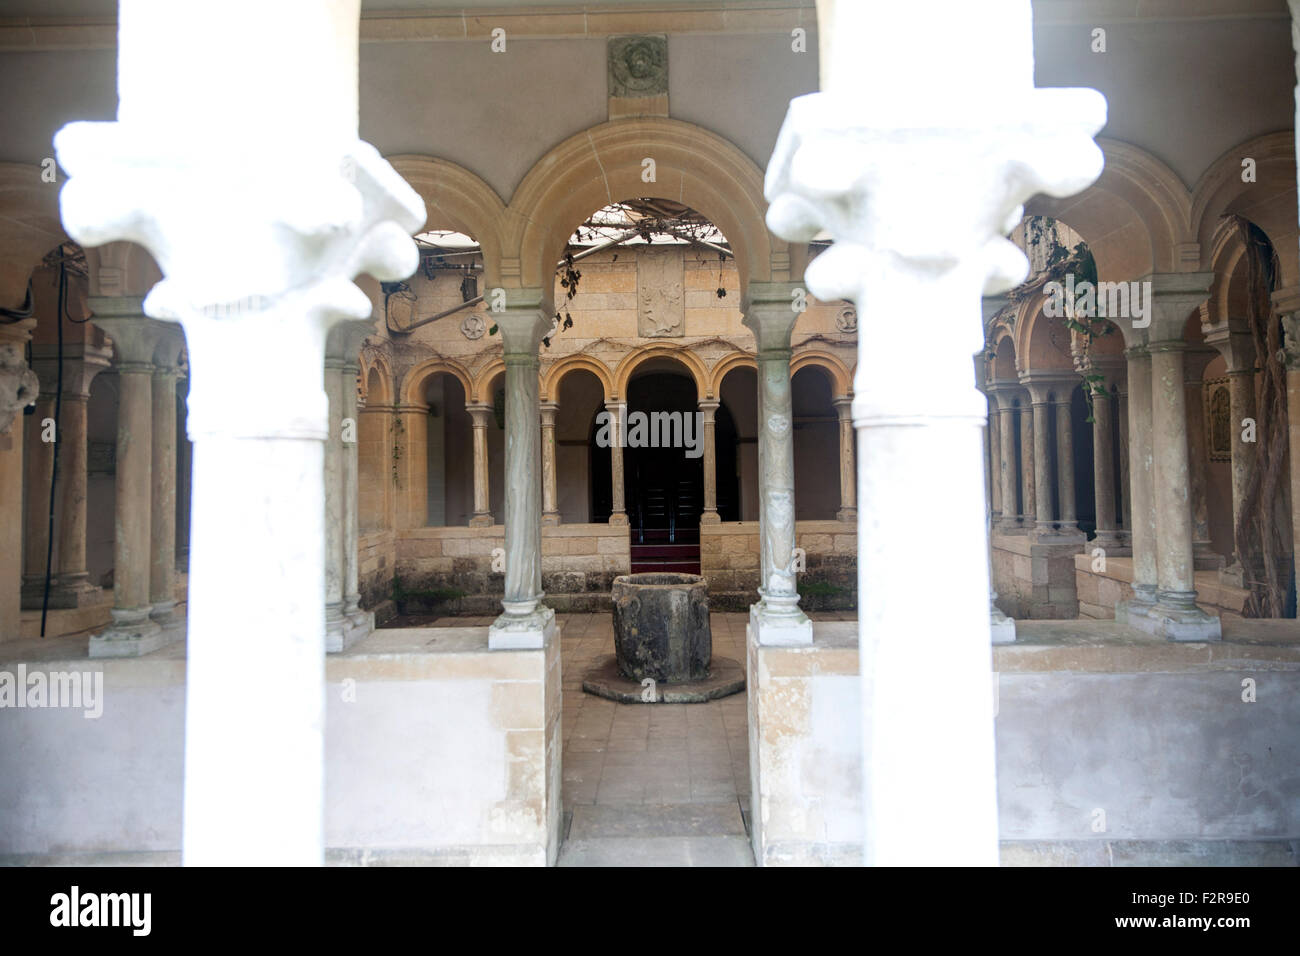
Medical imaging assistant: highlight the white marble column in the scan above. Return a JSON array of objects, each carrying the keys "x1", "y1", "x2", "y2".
[
  {"x1": 88, "y1": 302, "x2": 167, "y2": 657},
  {"x1": 743, "y1": 282, "x2": 812, "y2": 646},
  {"x1": 765, "y1": 0, "x2": 1104, "y2": 865},
  {"x1": 540, "y1": 400, "x2": 560, "y2": 526},
  {"x1": 487, "y1": 289, "x2": 554, "y2": 650},
  {"x1": 1143, "y1": 274, "x2": 1219, "y2": 641},
  {"x1": 465, "y1": 402, "x2": 494, "y2": 527},
  {"x1": 699, "y1": 399, "x2": 721, "y2": 524},
  {"x1": 54, "y1": 0, "x2": 425, "y2": 864},
  {"x1": 832, "y1": 395, "x2": 857, "y2": 520},
  {"x1": 606, "y1": 400, "x2": 628, "y2": 526}
]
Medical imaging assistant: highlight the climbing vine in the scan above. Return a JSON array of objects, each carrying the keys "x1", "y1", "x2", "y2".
[{"x1": 390, "y1": 415, "x2": 405, "y2": 488}]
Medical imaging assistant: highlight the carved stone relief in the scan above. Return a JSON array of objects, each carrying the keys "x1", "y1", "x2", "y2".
[{"x1": 637, "y1": 247, "x2": 685, "y2": 338}]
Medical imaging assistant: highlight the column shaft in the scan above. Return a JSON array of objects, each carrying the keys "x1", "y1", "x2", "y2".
[
  {"x1": 1031, "y1": 400, "x2": 1053, "y2": 531},
  {"x1": 323, "y1": 359, "x2": 346, "y2": 643},
  {"x1": 997, "y1": 402, "x2": 1017, "y2": 531},
  {"x1": 1150, "y1": 343, "x2": 1196, "y2": 599},
  {"x1": 540, "y1": 401, "x2": 559, "y2": 526},
  {"x1": 150, "y1": 362, "x2": 179, "y2": 624},
  {"x1": 1124, "y1": 350, "x2": 1157, "y2": 604},
  {"x1": 54, "y1": 395, "x2": 94, "y2": 594},
  {"x1": 607, "y1": 401, "x2": 628, "y2": 525},
  {"x1": 22, "y1": 394, "x2": 54, "y2": 594},
  {"x1": 341, "y1": 361, "x2": 365, "y2": 623},
  {"x1": 833, "y1": 396, "x2": 857, "y2": 520},
  {"x1": 1227, "y1": 368, "x2": 1257, "y2": 560},
  {"x1": 1091, "y1": 387, "x2": 1119, "y2": 547},
  {"x1": 700, "y1": 400, "x2": 719, "y2": 523},
  {"x1": 1018, "y1": 400, "x2": 1035, "y2": 527},
  {"x1": 467, "y1": 404, "x2": 492, "y2": 527},
  {"x1": 1054, "y1": 394, "x2": 1077, "y2": 530}
]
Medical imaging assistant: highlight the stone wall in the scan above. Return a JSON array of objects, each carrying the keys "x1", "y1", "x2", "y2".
[
  {"x1": 358, "y1": 530, "x2": 396, "y2": 622},
  {"x1": 0, "y1": 626, "x2": 563, "y2": 865},
  {"x1": 991, "y1": 530, "x2": 1081, "y2": 619},
  {"x1": 1073, "y1": 553, "x2": 1250, "y2": 620},
  {"x1": 702, "y1": 519, "x2": 857, "y2": 612}
]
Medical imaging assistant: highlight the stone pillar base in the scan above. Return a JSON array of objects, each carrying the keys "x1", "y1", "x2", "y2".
[
  {"x1": 607, "y1": 513, "x2": 629, "y2": 527},
  {"x1": 541, "y1": 513, "x2": 560, "y2": 527},
  {"x1": 150, "y1": 599, "x2": 185, "y2": 634},
  {"x1": 327, "y1": 607, "x2": 374, "y2": 653},
  {"x1": 88, "y1": 606, "x2": 168, "y2": 658},
  {"x1": 700, "y1": 511, "x2": 721, "y2": 525},
  {"x1": 990, "y1": 613, "x2": 1016, "y2": 644},
  {"x1": 24, "y1": 578, "x2": 104, "y2": 611},
  {"x1": 1130, "y1": 591, "x2": 1222, "y2": 642},
  {"x1": 468, "y1": 514, "x2": 493, "y2": 528},
  {"x1": 835, "y1": 507, "x2": 857, "y2": 521},
  {"x1": 750, "y1": 598, "x2": 812, "y2": 647},
  {"x1": 489, "y1": 604, "x2": 555, "y2": 650}
]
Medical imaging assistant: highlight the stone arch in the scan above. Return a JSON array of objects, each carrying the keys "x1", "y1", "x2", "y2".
[
  {"x1": 400, "y1": 357, "x2": 474, "y2": 407},
  {"x1": 541, "y1": 354, "x2": 614, "y2": 403},
  {"x1": 613, "y1": 345, "x2": 710, "y2": 402},
  {"x1": 0, "y1": 162, "x2": 68, "y2": 310},
  {"x1": 1024, "y1": 138, "x2": 1194, "y2": 282},
  {"x1": 790, "y1": 348, "x2": 853, "y2": 396},
  {"x1": 361, "y1": 352, "x2": 394, "y2": 405},
  {"x1": 387, "y1": 155, "x2": 508, "y2": 288},
  {"x1": 472, "y1": 357, "x2": 508, "y2": 404},
  {"x1": 708, "y1": 351, "x2": 757, "y2": 398},
  {"x1": 1191, "y1": 131, "x2": 1298, "y2": 288},
  {"x1": 990, "y1": 328, "x2": 1019, "y2": 382},
  {"x1": 504, "y1": 118, "x2": 776, "y2": 291}
]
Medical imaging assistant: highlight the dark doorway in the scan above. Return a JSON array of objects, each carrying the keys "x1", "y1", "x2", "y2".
[{"x1": 626, "y1": 371, "x2": 702, "y2": 572}]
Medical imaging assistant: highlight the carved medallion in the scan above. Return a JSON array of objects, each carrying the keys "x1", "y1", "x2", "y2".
[
  {"x1": 461, "y1": 313, "x2": 486, "y2": 340},
  {"x1": 637, "y1": 248, "x2": 685, "y2": 338},
  {"x1": 609, "y1": 35, "x2": 668, "y2": 98},
  {"x1": 836, "y1": 305, "x2": 858, "y2": 333}
]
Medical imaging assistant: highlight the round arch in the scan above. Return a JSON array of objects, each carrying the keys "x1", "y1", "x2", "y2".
[
  {"x1": 360, "y1": 352, "x2": 395, "y2": 405},
  {"x1": 504, "y1": 118, "x2": 777, "y2": 291},
  {"x1": 709, "y1": 351, "x2": 757, "y2": 397},
  {"x1": 0, "y1": 162, "x2": 68, "y2": 310},
  {"x1": 541, "y1": 354, "x2": 614, "y2": 403},
  {"x1": 1024, "y1": 138, "x2": 1193, "y2": 282},
  {"x1": 400, "y1": 357, "x2": 474, "y2": 407},
  {"x1": 790, "y1": 348, "x2": 853, "y2": 396},
  {"x1": 1191, "y1": 131, "x2": 1298, "y2": 288},
  {"x1": 471, "y1": 357, "x2": 508, "y2": 404},
  {"x1": 614, "y1": 345, "x2": 710, "y2": 402},
  {"x1": 990, "y1": 329, "x2": 1019, "y2": 382},
  {"x1": 387, "y1": 155, "x2": 509, "y2": 288}
]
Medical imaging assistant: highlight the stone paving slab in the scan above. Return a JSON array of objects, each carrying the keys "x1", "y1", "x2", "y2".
[
  {"x1": 557, "y1": 835, "x2": 755, "y2": 867},
  {"x1": 569, "y1": 802, "x2": 746, "y2": 840}
]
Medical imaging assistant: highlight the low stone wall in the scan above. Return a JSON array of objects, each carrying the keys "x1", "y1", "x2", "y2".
[
  {"x1": 702, "y1": 520, "x2": 857, "y2": 612},
  {"x1": 991, "y1": 530, "x2": 1082, "y2": 619},
  {"x1": 747, "y1": 620, "x2": 864, "y2": 866},
  {"x1": 1074, "y1": 553, "x2": 1250, "y2": 620},
  {"x1": 385, "y1": 523, "x2": 629, "y2": 615},
  {"x1": 0, "y1": 625, "x2": 562, "y2": 865},
  {"x1": 358, "y1": 530, "x2": 396, "y2": 623}
]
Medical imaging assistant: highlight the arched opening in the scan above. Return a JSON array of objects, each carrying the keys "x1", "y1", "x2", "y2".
[
  {"x1": 625, "y1": 362, "x2": 702, "y2": 556},
  {"x1": 422, "y1": 371, "x2": 474, "y2": 527},
  {"x1": 718, "y1": 365, "x2": 757, "y2": 521},
  {"x1": 552, "y1": 368, "x2": 605, "y2": 523},
  {"x1": 791, "y1": 365, "x2": 840, "y2": 520},
  {"x1": 358, "y1": 365, "x2": 388, "y2": 532}
]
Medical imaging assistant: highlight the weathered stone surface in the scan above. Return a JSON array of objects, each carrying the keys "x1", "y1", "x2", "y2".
[
  {"x1": 582, "y1": 655, "x2": 744, "y2": 703},
  {"x1": 611, "y1": 572, "x2": 712, "y2": 682}
]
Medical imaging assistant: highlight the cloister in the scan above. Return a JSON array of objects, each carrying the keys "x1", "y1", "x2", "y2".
[{"x1": 0, "y1": 0, "x2": 1298, "y2": 867}]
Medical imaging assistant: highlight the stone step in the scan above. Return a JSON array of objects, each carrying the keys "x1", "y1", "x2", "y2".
[{"x1": 557, "y1": 835, "x2": 755, "y2": 867}]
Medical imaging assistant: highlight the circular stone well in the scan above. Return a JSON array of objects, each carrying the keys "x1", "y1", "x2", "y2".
[{"x1": 582, "y1": 572, "x2": 745, "y2": 704}]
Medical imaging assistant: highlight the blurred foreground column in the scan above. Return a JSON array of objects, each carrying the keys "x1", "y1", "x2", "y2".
[{"x1": 765, "y1": 0, "x2": 1105, "y2": 865}]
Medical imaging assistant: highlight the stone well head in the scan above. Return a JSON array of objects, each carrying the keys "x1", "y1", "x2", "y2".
[{"x1": 611, "y1": 572, "x2": 712, "y2": 682}]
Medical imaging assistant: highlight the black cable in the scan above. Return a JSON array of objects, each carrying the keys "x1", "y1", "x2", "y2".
[{"x1": 39, "y1": 255, "x2": 67, "y2": 637}]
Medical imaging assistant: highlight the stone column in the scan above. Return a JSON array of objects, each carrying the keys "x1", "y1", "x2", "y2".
[
  {"x1": 465, "y1": 403, "x2": 494, "y2": 527},
  {"x1": 21, "y1": 390, "x2": 55, "y2": 607},
  {"x1": 0, "y1": 319, "x2": 38, "y2": 640},
  {"x1": 1143, "y1": 274, "x2": 1219, "y2": 641},
  {"x1": 540, "y1": 401, "x2": 560, "y2": 526},
  {"x1": 1090, "y1": 378, "x2": 1121, "y2": 550},
  {"x1": 765, "y1": 0, "x2": 1104, "y2": 864},
  {"x1": 1053, "y1": 389, "x2": 1078, "y2": 533},
  {"x1": 1116, "y1": 345, "x2": 1158, "y2": 622},
  {"x1": 743, "y1": 282, "x2": 812, "y2": 646},
  {"x1": 340, "y1": 335, "x2": 370, "y2": 637},
  {"x1": 1276, "y1": 288, "x2": 1300, "y2": 598},
  {"x1": 1116, "y1": 376, "x2": 1131, "y2": 545},
  {"x1": 832, "y1": 396, "x2": 857, "y2": 520},
  {"x1": 699, "y1": 399, "x2": 721, "y2": 523},
  {"x1": 323, "y1": 320, "x2": 372, "y2": 652},
  {"x1": 487, "y1": 289, "x2": 555, "y2": 650},
  {"x1": 1183, "y1": 348, "x2": 1216, "y2": 564},
  {"x1": 149, "y1": 324, "x2": 184, "y2": 631},
  {"x1": 985, "y1": 393, "x2": 1002, "y2": 520},
  {"x1": 88, "y1": 302, "x2": 166, "y2": 657},
  {"x1": 23, "y1": 347, "x2": 111, "y2": 609},
  {"x1": 606, "y1": 400, "x2": 628, "y2": 526},
  {"x1": 54, "y1": 0, "x2": 425, "y2": 864},
  {"x1": 1025, "y1": 384, "x2": 1055, "y2": 534},
  {"x1": 1018, "y1": 395, "x2": 1036, "y2": 529},
  {"x1": 994, "y1": 391, "x2": 1019, "y2": 532},
  {"x1": 1203, "y1": 323, "x2": 1256, "y2": 579}
]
